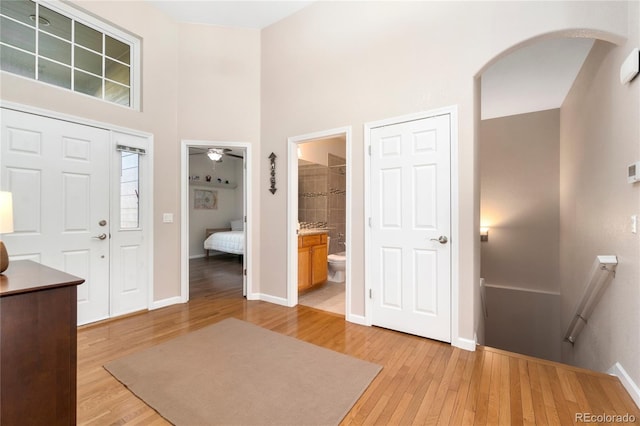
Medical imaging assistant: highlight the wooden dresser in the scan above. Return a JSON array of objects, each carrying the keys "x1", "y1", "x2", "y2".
[
  {"x1": 0, "y1": 260, "x2": 84, "y2": 425},
  {"x1": 298, "y1": 233, "x2": 328, "y2": 291}
]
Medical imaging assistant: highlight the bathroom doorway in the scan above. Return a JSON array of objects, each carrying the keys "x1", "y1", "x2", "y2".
[{"x1": 287, "y1": 127, "x2": 352, "y2": 318}]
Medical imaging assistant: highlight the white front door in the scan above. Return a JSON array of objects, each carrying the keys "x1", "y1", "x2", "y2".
[
  {"x1": 109, "y1": 132, "x2": 148, "y2": 317},
  {"x1": 369, "y1": 113, "x2": 451, "y2": 342},
  {"x1": 1, "y1": 108, "x2": 110, "y2": 325}
]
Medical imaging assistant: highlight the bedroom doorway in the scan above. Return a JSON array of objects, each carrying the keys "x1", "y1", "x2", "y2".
[
  {"x1": 287, "y1": 127, "x2": 352, "y2": 319},
  {"x1": 180, "y1": 140, "x2": 252, "y2": 302}
]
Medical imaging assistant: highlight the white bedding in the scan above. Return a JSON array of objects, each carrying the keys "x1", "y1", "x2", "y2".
[{"x1": 204, "y1": 231, "x2": 244, "y2": 255}]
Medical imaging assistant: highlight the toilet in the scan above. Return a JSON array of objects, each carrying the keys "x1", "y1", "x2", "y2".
[{"x1": 327, "y1": 237, "x2": 346, "y2": 282}]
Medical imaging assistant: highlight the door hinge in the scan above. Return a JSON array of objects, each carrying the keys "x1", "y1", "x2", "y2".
[
  {"x1": 368, "y1": 217, "x2": 372, "y2": 227},
  {"x1": 369, "y1": 289, "x2": 372, "y2": 299},
  {"x1": 244, "y1": 215, "x2": 247, "y2": 223},
  {"x1": 244, "y1": 269, "x2": 247, "y2": 276},
  {"x1": 368, "y1": 145, "x2": 371, "y2": 156}
]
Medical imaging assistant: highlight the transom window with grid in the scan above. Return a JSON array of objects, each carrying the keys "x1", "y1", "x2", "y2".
[{"x1": 0, "y1": 0, "x2": 139, "y2": 108}]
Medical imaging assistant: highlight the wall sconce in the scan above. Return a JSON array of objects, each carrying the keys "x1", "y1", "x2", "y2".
[
  {"x1": 480, "y1": 227, "x2": 489, "y2": 242},
  {"x1": 0, "y1": 191, "x2": 15, "y2": 273}
]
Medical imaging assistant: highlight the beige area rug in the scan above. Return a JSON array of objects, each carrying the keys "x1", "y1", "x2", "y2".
[
  {"x1": 299, "y1": 281, "x2": 345, "y2": 315},
  {"x1": 104, "y1": 318, "x2": 381, "y2": 426}
]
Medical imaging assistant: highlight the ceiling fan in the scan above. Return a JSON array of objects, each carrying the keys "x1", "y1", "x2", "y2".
[{"x1": 189, "y1": 147, "x2": 243, "y2": 161}]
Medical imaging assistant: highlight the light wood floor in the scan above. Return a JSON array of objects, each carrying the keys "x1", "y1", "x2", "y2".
[{"x1": 77, "y1": 257, "x2": 639, "y2": 425}]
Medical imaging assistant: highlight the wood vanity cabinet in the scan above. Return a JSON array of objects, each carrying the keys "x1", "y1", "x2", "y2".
[{"x1": 298, "y1": 233, "x2": 328, "y2": 291}]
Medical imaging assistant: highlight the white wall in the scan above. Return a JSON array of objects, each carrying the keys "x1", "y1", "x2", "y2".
[
  {"x1": 0, "y1": 1, "x2": 261, "y2": 302},
  {"x1": 260, "y1": 1, "x2": 628, "y2": 344},
  {"x1": 559, "y1": 0, "x2": 640, "y2": 399},
  {"x1": 0, "y1": 0, "x2": 633, "y2": 355},
  {"x1": 188, "y1": 154, "x2": 243, "y2": 257}
]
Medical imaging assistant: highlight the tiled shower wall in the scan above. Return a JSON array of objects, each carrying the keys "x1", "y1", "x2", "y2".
[
  {"x1": 327, "y1": 154, "x2": 346, "y2": 255},
  {"x1": 298, "y1": 161, "x2": 328, "y2": 226},
  {"x1": 298, "y1": 154, "x2": 346, "y2": 255}
]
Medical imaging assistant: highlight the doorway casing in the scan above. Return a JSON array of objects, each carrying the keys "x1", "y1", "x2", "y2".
[
  {"x1": 287, "y1": 127, "x2": 353, "y2": 320},
  {"x1": 180, "y1": 140, "x2": 253, "y2": 302}
]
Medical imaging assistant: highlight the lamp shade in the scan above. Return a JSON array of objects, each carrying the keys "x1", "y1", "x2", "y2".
[{"x1": 0, "y1": 191, "x2": 14, "y2": 234}]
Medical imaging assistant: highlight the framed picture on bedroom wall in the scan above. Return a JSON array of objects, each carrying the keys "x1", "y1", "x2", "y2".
[{"x1": 194, "y1": 189, "x2": 218, "y2": 210}]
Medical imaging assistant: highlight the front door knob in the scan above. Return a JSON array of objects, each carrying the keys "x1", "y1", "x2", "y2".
[{"x1": 430, "y1": 236, "x2": 448, "y2": 244}]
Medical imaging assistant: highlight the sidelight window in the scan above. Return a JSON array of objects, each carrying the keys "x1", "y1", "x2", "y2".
[{"x1": 120, "y1": 151, "x2": 140, "y2": 229}]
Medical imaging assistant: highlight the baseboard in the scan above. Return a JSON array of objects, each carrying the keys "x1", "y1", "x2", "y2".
[
  {"x1": 452, "y1": 335, "x2": 477, "y2": 351},
  {"x1": 608, "y1": 362, "x2": 640, "y2": 409},
  {"x1": 346, "y1": 313, "x2": 368, "y2": 326},
  {"x1": 257, "y1": 293, "x2": 290, "y2": 307},
  {"x1": 189, "y1": 254, "x2": 206, "y2": 259},
  {"x1": 246, "y1": 292, "x2": 260, "y2": 301},
  {"x1": 150, "y1": 296, "x2": 183, "y2": 310}
]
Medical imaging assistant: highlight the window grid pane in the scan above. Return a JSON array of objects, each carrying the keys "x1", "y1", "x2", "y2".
[
  {"x1": 75, "y1": 20, "x2": 102, "y2": 53},
  {"x1": 39, "y1": 56, "x2": 71, "y2": 88},
  {"x1": 38, "y1": 31, "x2": 71, "y2": 64},
  {"x1": 39, "y1": 4, "x2": 71, "y2": 41},
  {"x1": 1, "y1": 16, "x2": 36, "y2": 53},
  {"x1": 0, "y1": 0, "x2": 36, "y2": 27},
  {"x1": 74, "y1": 68, "x2": 102, "y2": 97},
  {"x1": 0, "y1": 43, "x2": 35, "y2": 78},
  {"x1": 0, "y1": 0, "x2": 133, "y2": 108},
  {"x1": 75, "y1": 45, "x2": 101, "y2": 75},
  {"x1": 120, "y1": 152, "x2": 140, "y2": 229}
]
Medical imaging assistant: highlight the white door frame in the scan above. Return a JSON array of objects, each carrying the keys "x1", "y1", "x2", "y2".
[
  {"x1": 364, "y1": 106, "x2": 464, "y2": 348},
  {"x1": 287, "y1": 126, "x2": 353, "y2": 319},
  {"x1": 180, "y1": 140, "x2": 253, "y2": 302},
  {"x1": 0, "y1": 100, "x2": 155, "y2": 313}
]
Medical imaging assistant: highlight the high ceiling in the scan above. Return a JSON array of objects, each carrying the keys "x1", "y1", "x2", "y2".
[
  {"x1": 146, "y1": 1, "x2": 313, "y2": 29},
  {"x1": 481, "y1": 38, "x2": 595, "y2": 120},
  {"x1": 146, "y1": 1, "x2": 595, "y2": 120}
]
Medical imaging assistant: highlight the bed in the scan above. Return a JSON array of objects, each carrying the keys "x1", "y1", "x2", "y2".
[{"x1": 204, "y1": 220, "x2": 245, "y2": 257}]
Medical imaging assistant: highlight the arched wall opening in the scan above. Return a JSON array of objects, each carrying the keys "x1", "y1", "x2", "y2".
[{"x1": 471, "y1": 22, "x2": 638, "y2": 405}]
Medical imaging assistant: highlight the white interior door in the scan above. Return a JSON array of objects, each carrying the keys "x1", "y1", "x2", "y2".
[
  {"x1": 369, "y1": 113, "x2": 452, "y2": 342},
  {"x1": 1, "y1": 108, "x2": 110, "y2": 325}
]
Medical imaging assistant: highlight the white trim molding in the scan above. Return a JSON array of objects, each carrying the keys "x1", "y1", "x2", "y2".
[
  {"x1": 346, "y1": 314, "x2": 368, "y2": 326},
  {"x1": 286, "y1": 126, "x2": 353, "y2": 316},
  {"x1": 454, "y1": 336, "x2": 477, "y2": 352},
  {"x1": 180, "y1": 139, "x2": 253, "y2": 304},
  {"x1": 608, "y1": 362, "x2": 640, "y2": 409},
  {"x1": 258, "y1": 293, "x2": 289, "y2": 307},
  {"x1": 150, "y1": 296, "x2": 183, "y2": 311}
]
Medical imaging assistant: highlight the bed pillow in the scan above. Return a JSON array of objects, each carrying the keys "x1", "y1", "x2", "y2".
[{"x1": 230, "y1": 219, "x2": 244, "y2": 231}]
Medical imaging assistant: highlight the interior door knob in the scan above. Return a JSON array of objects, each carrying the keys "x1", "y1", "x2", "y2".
[
  {"x1": 93, "y1": 233, "x2": 107, "y2": 240},
  {"x1": 430, "y1": 236, "x2": 448, "y2": 244}
]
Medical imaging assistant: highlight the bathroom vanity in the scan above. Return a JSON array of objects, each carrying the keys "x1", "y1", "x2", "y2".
[{"x1": 298, "y1": 231, "x2": 328, "y2": 291}]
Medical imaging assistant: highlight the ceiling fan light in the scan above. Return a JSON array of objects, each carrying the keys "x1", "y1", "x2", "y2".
[{"x1": 207, "y1": 149, "x2": 223, "y2": 161}]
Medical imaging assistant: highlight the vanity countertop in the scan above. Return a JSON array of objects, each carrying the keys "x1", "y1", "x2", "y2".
[{"x1": 298, "y1": 229, "x2": 329, "y2": 236}]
